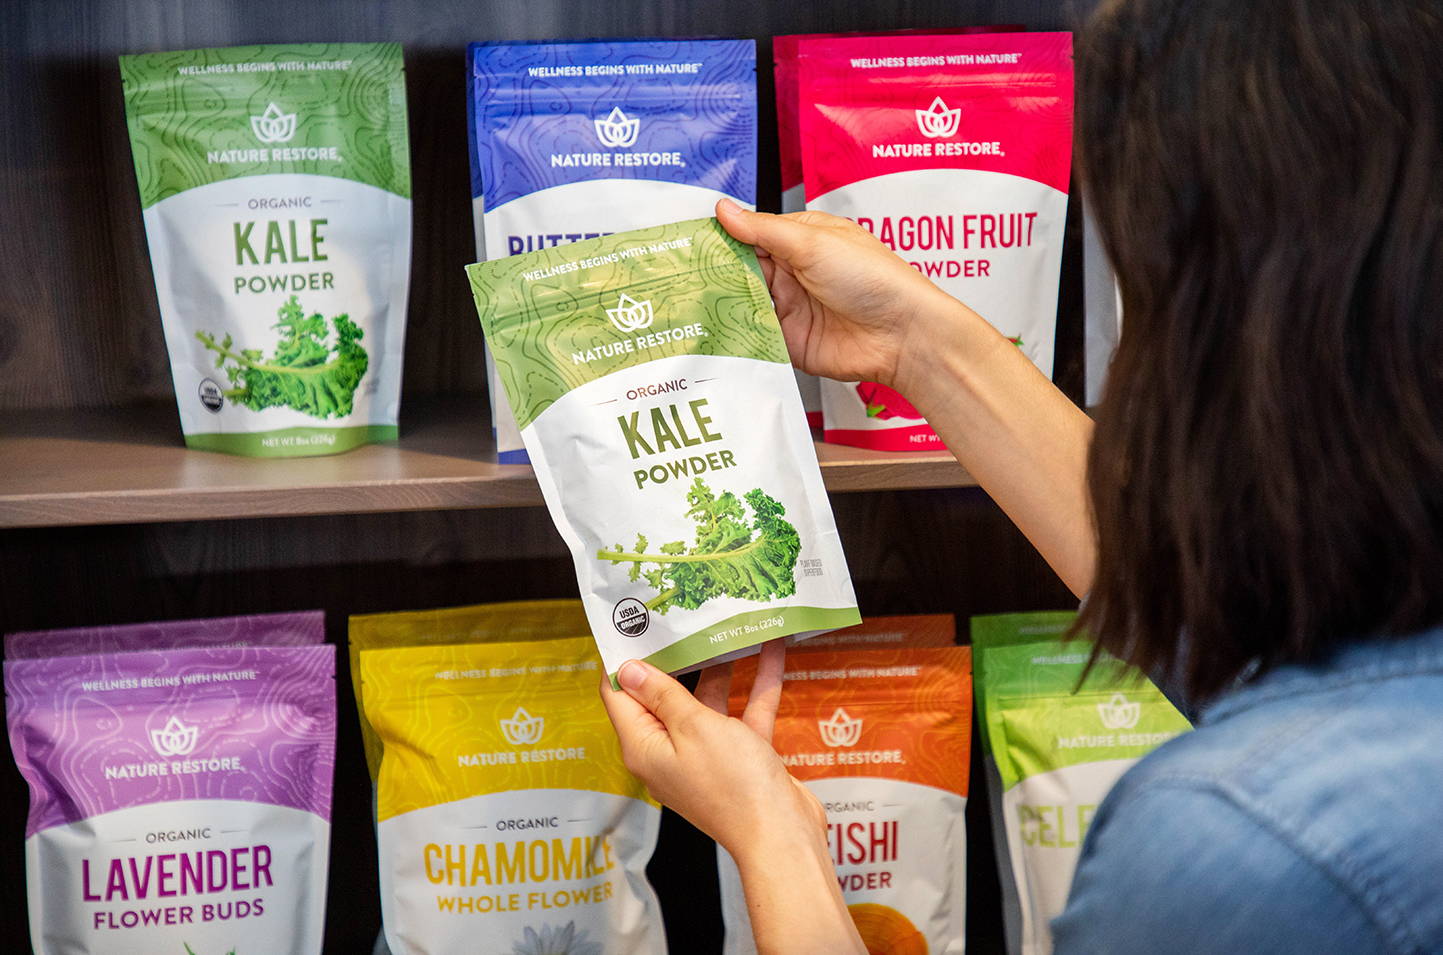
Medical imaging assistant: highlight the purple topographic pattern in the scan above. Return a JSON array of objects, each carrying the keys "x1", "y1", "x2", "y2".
[
  {"x1": 4, "y1": 610, "x2": 324, "y2": 659},
  {"x1": 5, "y1": 644, "x2": 336, "y2": 837}
]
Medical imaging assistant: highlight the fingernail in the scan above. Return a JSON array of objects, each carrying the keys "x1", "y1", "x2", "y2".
[
  {"x1": 717, "y1": 197, "x2": 742, "y2": 216},
  {"x1": 617, "y1": 660, "x2": 648, "y2": 692}
]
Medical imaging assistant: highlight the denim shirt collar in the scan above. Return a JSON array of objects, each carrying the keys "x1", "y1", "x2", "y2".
[{"x1": 1200, "y1": 624, "x2": 1443, "y2": 725}]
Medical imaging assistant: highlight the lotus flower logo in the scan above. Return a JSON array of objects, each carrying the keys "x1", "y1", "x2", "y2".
[
  {"x1": 251, "y1": 102, "x2": 298, "y2": 144},
  {"x1": 594, "y1": 106, "x2": 641, "y2": 148},
  {"x1": 500, "y1": 707, "x2": 545, "y2": 746},
  {"x1": 1097, "y1": 693, "x2": 1141, "y2": 730},
  {"x1": 915, "y1": 96, "x2": 962, "y2": 139},
  {"x1": 150, "y1": 716, "x2": 199, "y2": 757},
  {"x1": 818, "y1": 708, "x2": 863, "y2": 748},
  {"x1": 605, "y1": 293, "x2": 655, "y2": 333}
]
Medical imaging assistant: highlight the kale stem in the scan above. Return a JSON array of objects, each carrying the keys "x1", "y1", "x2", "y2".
[
  {"x1": 596, "y1": 536, "x2": 766, "y2": 564},
  {"x1": 196, "y1": 332, "x2": 344, "y2": 378}
]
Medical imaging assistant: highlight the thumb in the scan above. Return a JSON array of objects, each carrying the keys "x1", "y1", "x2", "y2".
[
  {"x1": 618, "y1": 659, "x2": 707, "y2": 735},
  {"x1": 716, "y1": 199, "x2": 823, "y2": 269}
]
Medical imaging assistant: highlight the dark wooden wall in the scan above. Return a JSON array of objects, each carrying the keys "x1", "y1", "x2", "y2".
[{"x1": 1, "y1": 0, "x2": 1096, "y2": 951}]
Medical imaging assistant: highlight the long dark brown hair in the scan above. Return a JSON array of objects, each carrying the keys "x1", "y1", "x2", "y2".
[{"x1": 1076, "y1": 0, "x2": 1443, "y2": 701}]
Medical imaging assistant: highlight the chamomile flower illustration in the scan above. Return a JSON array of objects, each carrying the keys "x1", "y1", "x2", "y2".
[{"x1": 512, "y1": 921, "x2": 603, "y2": 955}]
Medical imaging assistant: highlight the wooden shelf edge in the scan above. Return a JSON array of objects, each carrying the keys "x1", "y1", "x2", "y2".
[{"x1": 0, "y1": 402, "x2": 976, "y2": 529}]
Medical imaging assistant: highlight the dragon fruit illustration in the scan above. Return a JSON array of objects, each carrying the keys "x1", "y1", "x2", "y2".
[{"x1": 856, "y1": 382, "x2": 923, "y2": 420}]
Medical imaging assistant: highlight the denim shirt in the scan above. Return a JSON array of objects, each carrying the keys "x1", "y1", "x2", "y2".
[{"x1": 1051, "y1": 626, "x2": 1443, "y2": 954}]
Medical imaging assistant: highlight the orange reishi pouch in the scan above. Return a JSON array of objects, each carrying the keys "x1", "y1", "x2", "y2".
[{"x1": 717, "y1": 645, "x2": 972, "y2": 955}]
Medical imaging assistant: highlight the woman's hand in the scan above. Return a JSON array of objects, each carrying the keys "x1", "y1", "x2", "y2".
[
  {"x1": 716, "y1": 198, "x2": 960, "y2": 393},
  {"x1": 600, "y1": 641, "x2": 864, "y2": 954},
  {"x1": 599, "y1": 640, "x2": 821, "y2": 850},
  {"x1": 718, "y1": 197, "x2": 1099, "y2": 598}
]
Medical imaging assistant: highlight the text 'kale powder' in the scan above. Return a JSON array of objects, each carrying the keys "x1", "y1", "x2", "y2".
[
  {"x1": 121, "y1": 43, "x2": 411, "y2": 456},
  {"x1": 466, "y1": 218, "x2": 861, "y2": 680}
]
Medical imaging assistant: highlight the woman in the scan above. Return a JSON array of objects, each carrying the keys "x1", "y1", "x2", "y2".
[{"x1": 601, "y1": 0, "x2": 1443, "y2": 951}]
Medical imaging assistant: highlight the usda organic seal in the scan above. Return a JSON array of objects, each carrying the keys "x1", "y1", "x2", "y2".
[{"x1": 612, "y1": 598, "x2": 649, "y2": 637}]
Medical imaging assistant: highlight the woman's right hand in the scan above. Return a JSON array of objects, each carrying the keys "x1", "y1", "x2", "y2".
[{"x1": 716, "y1": 198, "x2": 961, "y2": 391}]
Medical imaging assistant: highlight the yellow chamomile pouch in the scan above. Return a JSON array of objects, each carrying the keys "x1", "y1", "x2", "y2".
[{"x1": 358, "y1": 634, "x2": 666, "y2": 955}]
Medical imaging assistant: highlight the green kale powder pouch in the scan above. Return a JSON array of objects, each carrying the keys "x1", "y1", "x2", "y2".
[
  {"x1": 466, "y1": 218, "x2": 861, "y2": 681},
  {"x1": 121, "y1": 43, "x2": 410, "y2": 456}
]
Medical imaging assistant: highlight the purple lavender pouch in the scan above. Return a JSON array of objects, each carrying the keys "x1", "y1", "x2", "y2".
[{"x1": 5, "y1": 635, "x2": 336, "y2": 954}]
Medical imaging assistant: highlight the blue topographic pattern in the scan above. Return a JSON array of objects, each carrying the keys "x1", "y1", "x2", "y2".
[{"x1": 468, "y1": 39, "x2": 757, "y2": 210}]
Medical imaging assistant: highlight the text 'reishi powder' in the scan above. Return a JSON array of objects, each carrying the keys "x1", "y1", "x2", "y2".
[
  {"x1": 468, "y1": 39, "x2": 757, "y2": 462},
  {"x1": 120, "y1": 43, "x2": 411, "y2": 456},
  {"x1": 797, "y1": 33, "x2": 1073, "y2": 451},
  {"x1": 4, "y1": 616, "x2": 335, "y2": 954},
  {"x1": 718, "y1": 646, "x2": 971, "y2": 955},
  {"x1": 466, "y1": 217, "x2": 861, "y2": 680},
  {"x1": 358, "y1": 634, "x2": 665, "y2": 955},
  {"x1": 972, "y1": 613, "x2": 1191, "y2": 955}
]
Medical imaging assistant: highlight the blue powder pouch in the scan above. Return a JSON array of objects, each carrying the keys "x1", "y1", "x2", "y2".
[{"x1": 466, "y1": 38, "x2": 757, "y2": 462}]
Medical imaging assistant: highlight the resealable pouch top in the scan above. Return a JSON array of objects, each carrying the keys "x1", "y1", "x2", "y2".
[
  {"x1": 717, "y1": 646, "x2": 972, "y2": 955},
  {"x1": 466, "y1": 217, "x2": 861, "y2": 681},
  {"x1": 797, "y1": 33, "x2": 1073, "y2": 451},
  {"x1": 467, "y1": 38, "x2": 758, "y2": 462},
  {"x1": 971, "y1": 613, "x2": 1192, "y2": 955},
  {"x1": 347, "y1": 599, "x2": 589, "y2": 779},
  {"x1": 121, "y1": 42, "x2": 411, "y2": 457},
  {"x1": 797, "y1": 612, "x2": 956, "y2": 651},
  {"x1": 358, "y1": 635, "x2": 666, "y2": 955},
  {"x1": 5, "y1": 640, "x2": 337, "y2": 955},
  {"x1": 4, "y1": 610, "x2": 325, "y2": 658}
]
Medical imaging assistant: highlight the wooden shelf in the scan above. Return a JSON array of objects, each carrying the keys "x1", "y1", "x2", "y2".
[{"x1": 0, "y1": 399, "x2": 974, "y2": 529}]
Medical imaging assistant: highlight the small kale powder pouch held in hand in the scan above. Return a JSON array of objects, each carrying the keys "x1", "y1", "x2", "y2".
[
  {"x1": 467, "y1": 218, "x2": 861, "y2": 680},
  {"x1": 120, "y1": 43, "x2": 410, "y2": 456}
]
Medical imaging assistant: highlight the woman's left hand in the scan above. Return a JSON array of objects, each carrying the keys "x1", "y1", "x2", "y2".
[
  {"x1": 599, "y1": 640, "x2": 823, "y2": 853},
  {"x1": 600, "y1": 640, "x2": 865, "y2": 954}
]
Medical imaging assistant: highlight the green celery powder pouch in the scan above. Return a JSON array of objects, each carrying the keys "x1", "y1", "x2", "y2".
[
  {"x1": 972, "y1": 612, "x2": 1193, "y2": 955},
  {"x1": 121, "y1": 43, "x2": 411, "y2": 456},
  {"x1": 466, "y1": 217, "x2": 861, "y2": 681}
]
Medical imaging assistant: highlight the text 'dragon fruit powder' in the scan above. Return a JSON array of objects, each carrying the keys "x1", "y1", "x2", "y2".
[
  {"x1": 971, "y1": 613, "x2": 1192, "y2": 955},
  {"x1": 359, "y1": 636, "x2": 666, "y2": 955},
  {"x1": 467, "y1": 38, "x2": 758, "y2": 463},
  {"x1": 466, "y1": 218, "x2": 861, "y2": 681},
  {"x1": 718, "y1": 646, "x2": 972, "y2": 954},
  {"x1": 798, "y1": 33, "x2": 1073, "y2": 451},
  {"x1": 4, "y1": 634, "x2": 336, "y2": 954},
  {"x1": 120, "y1": 43, "x2": 411, "y2": 456}
]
